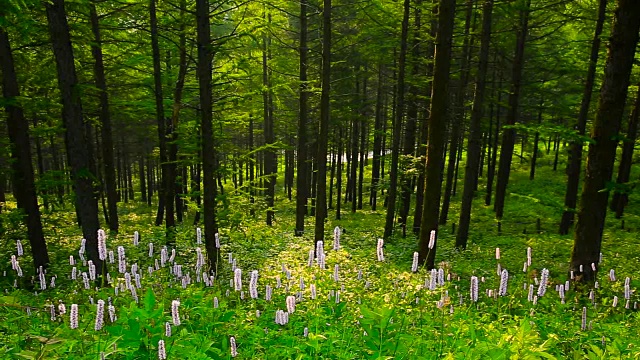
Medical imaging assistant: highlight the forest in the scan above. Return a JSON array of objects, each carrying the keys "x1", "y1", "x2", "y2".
[{"x1": 1, "y1": 0, "x2": 639, "y2": 358}]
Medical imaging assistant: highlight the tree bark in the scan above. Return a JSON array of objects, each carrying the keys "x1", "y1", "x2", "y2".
[
  {"x1": 263, "y1": 13, "x2": 276, "y2": 226},
  {"x1": 314, "y1": 0, "x2": 331, "y2": 244},
  {"x1": 560, "y1": 0, "x2": 607, "y2": 234},
  {"x1": 493, "y1": 0, "x2": 531, "y2": 220},
  {"x1": 571, "y1": 0, "x2": 640, "y2": 282},
  {"x1": 383, "y1": 0, "x2": 410, "y2": 239},
  {"x1": 46, "y1": 0, "x2": 102, "y2": 276},
  {"x1": 456, "y1": 0, "x2": 493, "y2": 249},
  {"x1": 530, "y1": 95, "x2": 543, "y2": 180},
  {"x1": 370, "y1": 64, "x2": 384, "y2": 211},
  {"x1": 0, "y1": 25, "x2": 51, "y2": 269},
  {"x1": 196, "y1": 0, "x2": 219, "y2": 271},
  {"x1": 418, "y1": 0, "x2": 456, "y2": 268}
]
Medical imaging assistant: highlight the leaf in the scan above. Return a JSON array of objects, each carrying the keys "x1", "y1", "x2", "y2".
[{"x1": 144, "y1": 288, "x2": 156, "y2": 313}]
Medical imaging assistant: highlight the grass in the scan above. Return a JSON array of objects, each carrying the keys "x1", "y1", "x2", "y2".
[{"x1": 1, "y1": 150, "x2": 639, "y2": 359}]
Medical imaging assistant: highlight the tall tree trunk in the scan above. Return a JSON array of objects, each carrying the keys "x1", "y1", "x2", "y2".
[
  {"x1": 196, "y1": 0, "x2": 219, "y2": 271},
  {"x1": 383, "y1": 0, "x2": 410, "y2": 239},
  {"x1": 418, "y1": 0, "x2": 456, "y2": 268},
  {"x1": 571, "y1": 0, "x2": 640, "y2": 282},
  {"x1": 485, "y1": 65, "x2": 501, "y2": 206},
  {"x1": 559, "y1": 0, "x2": 607, "y2": 234},
  {"x1": 150, "y1": 0, "x2": 167, "y2": 227},
  {"x1": 350, "y1": 75, "x2": 360, "y2": 213},
  {"x1": 529, "y1": 96, "x2": 543, "y2": 180},
  {"x1": 0, "y1": 25, "x2": 51, "y2": 269},
  {"x1": 493, "y1": 0, "x2": 530, "y2": 220},
  {"x1": 263, "y1": 13, "x2": 276, "y2": 226},
  {"x1": 399, "y1": 1, "x2": 421, "y2": 232},
  {"x1": 612, "y1": 84, "x2": 640, "y2": 218},
  {"x1": 89, "y1": 1, "x2": 118, "y2": 232},
  {"x1": 370, "y1": 64, "x2": 384, "y2": 211},
  {"x1": 139, "y1": 155, "x2": 147, "y2": 203},
  {"x1": 248, "y1": 115, "x2": 255, "y2": 216},
  {"x1": 314, "y1": 0, "x2": 331, "y2": 244},
  {"x1": 456, "y1": 0, "x2": 493, "y2": 249},
  {"x1": 439, "y1": 0, "x2": 474, "y2": 225},
  {"x1": 46, "y1": 0, "x2": 103, "y2": 276},
  {"x1": 336, "y1": 127, "x2": 343, "y2": 219},
  {"x1": 413, "y1": 1, "x2": 437, "y2": 234}
]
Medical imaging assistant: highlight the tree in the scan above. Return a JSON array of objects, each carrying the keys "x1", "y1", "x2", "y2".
[
  {"x1": 559, "y1": 0, "x2": 607, "y2": 235},
  {"x1": 295, "y1": 0, "x2": 309, "y2": 236},
  {"x1": 89, "y1": 0, "x2": 118, "y2": 233},
  {"x1": 418, "y1": 0, "x2": 456, "y2": 268},
  {"x1": 196, "y1": 0, "x2": 219, "y2": 271},
  {"x1": 383, "y1": 0, "x2": 410, "y2": 239},
  {"x1": 493, "y1": 0, "x2": 531, "y2": 220},
  {"x1": 570, "y1": 0, "x2": 640, "y2": 282},
  {"x1": 0, "y1": 23, "x2": 50, "y2": 269},
  {"x1": 456, "y1": 0, "x2": 493, "y2": 249},
  {"x1": 46, "y1": 0, "x2": 103, "y2": 276},
  {"x1": 314, "y1": 0, "x2": 331, "y2": 244}
]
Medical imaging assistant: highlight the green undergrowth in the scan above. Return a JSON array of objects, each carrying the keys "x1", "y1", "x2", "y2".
[{"x1": 1, "y1": 164, "x2": 640, "y2": 359}]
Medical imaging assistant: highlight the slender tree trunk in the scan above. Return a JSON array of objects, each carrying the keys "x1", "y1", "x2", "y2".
[
  {"x1": 46, "y1": 0, "x2": 103, "y2": 276},
  {"x1": 560, "y1": 0, "x2": 607, "y2": 234},
  {"x1": 612, "y1": 84, "x2": 640, "y2": 218},
  {"x1": 456, "y1": 0, "x2": 493, "y2": 249},
  {"x1": 418, "y1": 0, "x2": 456, "y2": 268},
  {"x1": 263, "y1": 13, "x2": 276, "y2": 226},
  {"x1": 350, "y1": 76, "x2": 360, "y2": 214},
  {"x1": 485, "y1": 65, "x2": 501, "y2": 205},
  {"x1": 248, "y1": 115, "x2": 255, "y2": 216},
  {"x1": 150, "y1": 0, "x2": 167, "y2": 227},
  {"x1": 139, "y1": 155, "x2": 147, "y2": 203},
  {"x1": 89, "y1": 1, "x2": 118, "y2": 232},
  {"x1": 493, "y1": 0, "x2": 530, "y2": 220},
  {"x1": 571, "y1": 0, "x2": 640, "y2": 281},
  {"x1": 370, "y1": 64, "x2": 384, "y2": 211},
  {"x1": 314, "y1": 0, "x2": 331, "y2": 244},
  {"x1": 384, "y1": 0, "x2": 410, "y2": 239},
  {"x1": 336, "y1": 127, "x2": 343, "y2": 220},
  {"x1": 530, "y1": 96, "x2": 543, "y2": 180},
  {"x1": 0, "y1": 25, "x2": 51, "y2": 269},
  {"x1": 196, "y1": 0, "x2": 219, "y2": 271}
]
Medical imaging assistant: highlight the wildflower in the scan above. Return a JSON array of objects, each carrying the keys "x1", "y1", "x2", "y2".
[
  {"x1": 335, "y1": 291, "x2": 340, "y2": 304},
  {"x1": 16, "y1": 240, "x2": 23, "y2": 256},
  {"x1": 591, "y1": 263, "x2": 596, "y2": 272},
  {"x1": 498, "y1": 269, "x2": 509, "y2": 296},
  {"x1": 429, "y1": 269, "x2": 437, "y2": 290},
  {"x1": 333, "y1": 226, "x2": 341, "y2": 250},
  {"x1": 581, "y1": 307, "x2": 587, "y2": 331},
  {"x1": 376, "y1": 238, "x2": 384, "y2": 262},
  {"x1": 411, "y1": 252, "x2": 419, "y2": 273},
  {"x1": 158, "y1": 340, "x2": 167, "y2": 360},
  {"x1": 97, "y1": 229, "x2": 107, "y2": 261},
  {"x1": 303, "y1": 327, "x2": 309, "y2": 337},
  {"x1": 275, "y1": 310, "x2": 289, "y2": 325},
  {"x1": 88, "y1": 261, "x2": 96, "y2": 281},
  {"x1": 256, "y1": 310, "x2": 261, "y2": 318},
  {"x1": 82, "y1": 272, "x2": 90, "y2": 289},
  {"x1": 526, "y1": 247, "x2": 532, "y2": 266},
  {"x1": 148, "y1": 243, "x2": 154, "y2": 257},
  {"x1": 609, "y1": 269, "x2": 616, "y2": 282},
  {"x1": 168, "y1": 249, "x2": 176, "y2": 263},
  {"x1": 523, "y1": 262, "x2": 528, "y2": 273},
  {"x1": 333, "y1": 264, "x2": 340, "y2": 282},
  {"x1": 80, "y1": 238, "x2": 86, "y2": 256},
  {"x1": 310, "y1": 284, "x2": 316, "y2": 300},
  {"x1": 537, "y1": 268, "x2": 549, "y2": 297},
  {"x1": 133, "y1": 231, "x2": 139, "y2": 246},
  {"x1": 94, "y1": 299, "x2": 105, "y2": 331},
  {"x1": 59, "y1": 302, "x2": 66, "y2": 315},
  {"x1": 39, "y1": 268, "x2": 46, "y2": 290},
  {"x1": 528, "y1": 284, "x2": 534, "y2": 302},
  {"x1": 165, "y1": 322, "x2": 171, "y2": 337},
  {"x1": 70, "y1": 304, "x2": 79, "y2": 329},
  {"x1": 171, "y1": 300, "x2": 181, "y2": 326},
  {"x1": 286, "y1": 295, "x2": 296, "y2": 313},
  {"x1": 71, "y1": 267, "x2": 77, "y2": 280},
  {"x1": 215, "y1": 232, "x2": 221, "y2": 248},
  {"x1": 234, "y1": 268, "x2": 242, "y2": 291},
  {"x1": 438, "y1": 268, "x2": 445, "y2": 286},
  {"x1": 495, "y1": 248, "x2": 500, "y2": 260},
  {"x1": 69, "y1": 255, "x2": 75, "y2": 266},
  {"x1": 196, "y1": 227, "x2": 202, "y2": 244},
  {"x1": 429, "y1": 230, "x2": 436, "y2": 249},
  {"x1": 307, "y1": 249, "x2": 314, "y2": 267},
  {"x1": 230, "y1": 337, "x2": 238, "y2": 357},
  {"x1": 50, "y1": 305, "x2": 56, "y2": 321},
  {"x1": 612, "y1": 296, "x2": 618, "y2": 307},
  {"x1": 470, "y1": 276, "x2": 478, "y2": 302},
  {"x1": 117, "y1": 246, "x2": 126, "y2": 274},
  {"x1": 108, "y1": 304, "x2": 116, "y2": 322},
  {"x1": 265, "y1": 285, "x2": 272, "y2": 301},
  {"x1": 316, "y1": 241, "x2": 326, "y2": 269},
  {"x1": 624, "y1": 284, "x2": 631, "y2": 300},
  {"x1": 357, "y1": 269, "x2": 363, "y2": 280},
  {"x1": 249, "y1": 270, "x2": 259, "y2": 299}
]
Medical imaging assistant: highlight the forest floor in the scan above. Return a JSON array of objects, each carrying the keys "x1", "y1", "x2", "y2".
[{"x1": 1, "y1": 152, "x2": 640, "y2": 359}]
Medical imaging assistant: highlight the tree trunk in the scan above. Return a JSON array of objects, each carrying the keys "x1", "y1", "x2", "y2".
[
  {"x1": 485, "y1": 64, "x2": 501, "y2": 206},
  {"x1": 139, "y1": 155, "x2": 147, "y2": 203},
  {"x1": 89, "y1": 1, "x2": 118, "y2": 232},
  {"x1": 336, "y1": 127, "x2": 343, "y2": 220},
  {"x1": 456, "y1": 0, "x2": 493, "y2": 249},
  {"x1": 350, "y1": 76, "x2": 360, "y2": 213},
  {"x1": 530, "y1": 96, "x2": 543, "y2": 180},
  {"x1": 493, "y1": 0, "x2": 530, "y2": 220},
  {"x1": 196, "y1": 0, "x2": 219, "y2": 271},
  {"x1": 314, "y1": 0, "x2": 331, "y2": 244},
  {"x1": 150, "y1": 0, "x2": 167, "y2": 227},
  {"x1": 383, "y1": 0, "x2": 410, "y2": 239},
  {"x1": 612, "y1": 84, "x2": 640, "y2": 218},
  {"x1": 571, "y1": 0, "x2": 640, "y2": 281},
  {"x1": 263, "y1": 13, "x2": 276, "y2": 226},
  {"x1": 46, "y1": 0, "x2": 102, "y2": 276},
  {"x1": 560, "y1": 0, "x2": 607, "y2": 235},
  {"x1": 418, "y1": 0, "x2": 456, "y2": 268},
  {"x1": 0, "y1": 25, "x2": 51, "y2": 269},
  {"x1": 370, "y1": 64, "x2": 384, "y2": 211}
]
